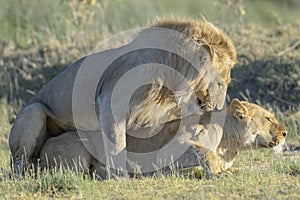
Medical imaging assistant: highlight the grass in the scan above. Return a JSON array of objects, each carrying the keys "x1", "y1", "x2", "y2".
[
  {"x1": 0, "y1": 150, "x2": 299, "y2": 199},
  {"x1": 0, "y1": 0, "x2": 300, "y2": 199}
]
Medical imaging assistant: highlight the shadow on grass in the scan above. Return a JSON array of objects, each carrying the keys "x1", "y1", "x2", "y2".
[
  {"x1": 228, "y1": 58, "x2": 300, "y2": 111},
  {"x1": 0, "y1": 48, "x2": 73, "y2": 113}
]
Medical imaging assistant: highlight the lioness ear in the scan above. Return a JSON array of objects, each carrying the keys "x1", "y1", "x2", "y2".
[{"x1": 231, "y1": 98, "x2": 248, "y2": 120}]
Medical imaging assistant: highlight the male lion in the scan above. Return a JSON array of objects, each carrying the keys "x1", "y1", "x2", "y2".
[
  {"x1": 9, "y1": 19, "x2": 237, "y2": 176},
  {"x1": 39, "y1": 99, "x2": 287, "y2": 179}
]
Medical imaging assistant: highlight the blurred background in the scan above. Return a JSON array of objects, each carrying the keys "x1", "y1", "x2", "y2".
[{"x1": 0, "y1": 0, "x2": 299, "y2": 151}]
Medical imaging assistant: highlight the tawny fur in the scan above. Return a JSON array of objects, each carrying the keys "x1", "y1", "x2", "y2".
[{"x1": 195, "y1": 98, "x2": 287, "y2": 174}]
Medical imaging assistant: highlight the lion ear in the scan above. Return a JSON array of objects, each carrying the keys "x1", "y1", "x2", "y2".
[
  {"x1": 201, "y1": 44, "x2": 214, "y2": 61},
  {"x1": 230, "y1": 98, "x2": 248, "y2": 120}
]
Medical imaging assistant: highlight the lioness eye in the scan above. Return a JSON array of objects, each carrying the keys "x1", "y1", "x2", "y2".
[
  {"x1": 265, "y1": 117, "x2": 272, "y2": 123},
  {"x1": 282, "y1": 132, "x2": 287, "y2": 137}
]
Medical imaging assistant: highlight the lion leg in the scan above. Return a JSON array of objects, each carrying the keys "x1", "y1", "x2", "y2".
[
  {"x1": 98, "y1": 95, "x2": 127, "y2": 178},
  {"x1": 39, "y1": 131, "x2": 108, "y2": 179},
  {"x1": 39, "y1": 131, "x2": 92, "y2": 173},
  {"x1": 205, "y1": 150, "x2": 223, "y2": 175},
  {"x1": 9, "y1": 103, "x2": 50, "y2": 175},
  {"x1": 89, "y1": 159, "x2": 107, "y2": 180}
]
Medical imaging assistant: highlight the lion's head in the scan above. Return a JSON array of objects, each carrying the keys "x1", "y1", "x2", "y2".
[
  {"x1": 154, "y1": 19, "x2": 237, "y2": 111},
  {"x1": 229, "y1": 98, "x2": 287, "y2": 149}
]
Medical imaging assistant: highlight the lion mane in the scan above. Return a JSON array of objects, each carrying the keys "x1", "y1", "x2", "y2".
[{"x1": 128, "y1": 19, "x2": 237, "y2": 129}]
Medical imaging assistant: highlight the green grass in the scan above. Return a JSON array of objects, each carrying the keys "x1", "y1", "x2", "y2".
[
  {"x1": 0, "y1": 0, "x2": 300, "y2": 49},
  {"x1": 0, "y1": 150, "x2": 299, "y2": 199},
  {"x1": 0, "y1": 0, "x2": 300, "y2": 199}
]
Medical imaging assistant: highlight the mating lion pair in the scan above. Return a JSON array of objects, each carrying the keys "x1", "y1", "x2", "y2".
[{"x1": 9, "y1": 19, "x2": 286, "y2": 179}]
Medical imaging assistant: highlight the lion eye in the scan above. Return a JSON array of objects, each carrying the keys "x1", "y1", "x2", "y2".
[
  {"x1": 217, "y1": 82, "x2": 223, "y2": 89},
  {"x1": 201, "y1": 56, "x2": 211, "y2": 63}
]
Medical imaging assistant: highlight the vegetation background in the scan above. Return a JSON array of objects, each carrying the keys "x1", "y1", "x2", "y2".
[{"x1": 0, "y1": 0, "x2": 299, "y2": 199}]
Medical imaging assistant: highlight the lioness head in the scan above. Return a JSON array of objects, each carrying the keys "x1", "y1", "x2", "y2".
[
  {"x1": 230, "y1": 98, "x2": 287, "y2": 149},
  {"x1": 154, "y1": 19, "x2": 237, "y2": 111}
]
